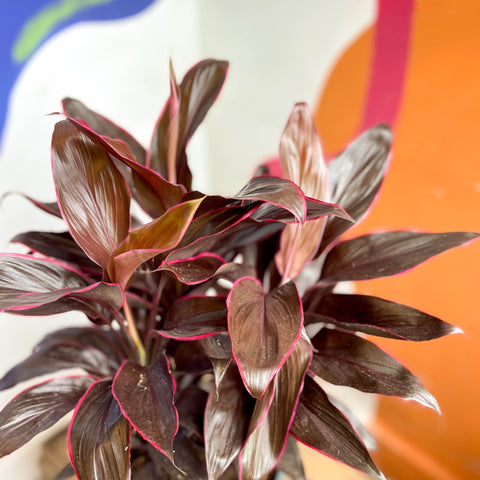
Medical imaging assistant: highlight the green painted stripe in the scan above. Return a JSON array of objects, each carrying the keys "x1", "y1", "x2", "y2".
[{"x1": 12, "y1": 0, "x2": 114, "y2": 64}]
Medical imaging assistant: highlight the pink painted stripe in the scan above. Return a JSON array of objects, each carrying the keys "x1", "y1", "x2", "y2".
[{"x1": 360, "y1": 0, "x2": 416, "y2": 131}]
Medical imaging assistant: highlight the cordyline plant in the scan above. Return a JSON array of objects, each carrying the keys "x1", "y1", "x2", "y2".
[{"x1": 0, "y1": 59, "x2": 477, "y2": 480}]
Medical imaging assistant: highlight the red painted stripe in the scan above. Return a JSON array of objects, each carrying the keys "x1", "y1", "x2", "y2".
[{"x1": 360, "y1": 0, "x2": 415, "y2": 131}]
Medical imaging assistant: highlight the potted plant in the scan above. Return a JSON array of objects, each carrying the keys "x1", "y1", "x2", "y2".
[{"x1": 0, "y1": 59, "x2": 477, "y2": 480}]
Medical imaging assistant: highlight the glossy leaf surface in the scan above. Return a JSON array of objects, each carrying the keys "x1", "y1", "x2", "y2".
[
  {"x1": 321, "y1": 231, "x2": 480, "y2": 282},
  {"x1": 276, "y1": 103, "x2": 329, "y2": 278},
  {"x1": 52, "y1": 120, "x2": 130, "y2": 269},
  {"x1": 205, "y1": 363, "x2": 253, "y2": 480},
  {"x1": 68, "y1": 117, "x2": 186, "y2": 217},
  {"x1": 111, "y1": 198, "x2": 202, "y2": 286},
  {"x1": 158, "y1": 253, "x2": 224, "y2": 285},
  {"x1": 63, "y1": 97, "x2": 147, "y2": 165},
  {"x1": 12, "y1": 231, "x2": 98, "y2": 271},
  {"x1": 310, "y1": 328, "x2": 439, "y2": 411},
  {"x1": 305, "y1": 293, "x2": 458, "y2": 341},
  {"x1": 321, "y1": 124, "x2": 392, "y2": 250},
  {"x1": 240, "y1": 334, "x2": 311, "y2": 480},
  {"x1": 69, "y1": 378, "x2": 131, "y2": 480},
  {"x1": 291, "y1": 375, "x2": 383, "y2": 479},
  {"x1": 149, "y1": 59, "x2": 228, "y2": 188},
  {"x1": 112, "y1": 355, "x2": 178, "y2": 461},
  {"x1": 227, "y1": 278, "x2": 303, "y2": 397},
  {"x1": 0, "y1": 341, "x2": 113, "y2": 391},
  {"x1": 162, "y1": 295, "x2": 227, "y2": 339},
  {"x1": 0, "y1": 376, "x2": 93, "y2": 457},
  {"x1": 0, "y1": 254, "x2": 121, "y2": 317},
  {"x1": 235, "y1": 176, "x2": 306, "y2": 223}
]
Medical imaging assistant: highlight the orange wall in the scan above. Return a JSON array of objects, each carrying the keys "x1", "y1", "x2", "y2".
[{"x1": 314, "y1": 1, "x2": 480, "y2": 478}]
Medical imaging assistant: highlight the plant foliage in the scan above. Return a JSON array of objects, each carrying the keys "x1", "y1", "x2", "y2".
[{"x1": 0, "y1": 59, "x2": 477, "y2": 480}]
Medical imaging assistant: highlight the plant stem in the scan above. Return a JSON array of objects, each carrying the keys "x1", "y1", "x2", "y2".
[{"x1": 123, "y1": 299, "x2": 147, "y2": 366}]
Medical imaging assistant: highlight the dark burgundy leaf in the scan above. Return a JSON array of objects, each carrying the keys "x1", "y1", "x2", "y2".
[
  {"x1": 62, "y1": 97, "x2": 147, "y2": 165},
  {"x1": 168, "y1": 203, "x2": 260, "y2": 261},
  {"x1": 240, "y1": 334, "x2": 311, "y2": 480},
  {"x1": 0, "y1": 254, "x2": 121, "y2": 317},
  {"x1": 158, "y1": 253, "x2": 225, "y2": 285},
  {"x1": 37, "y1": 326, "x2": 125, "y2": 360},
  {"x1": 69, "y1": 378, "x2": 131, "y2": 480},
  {"x1": 321, "y1": 231, "x2": 480, "y2": 282},
  {"x1": 161, "y1": 295, "x2": 227, "y2": 339},
  {"x1": 0, "y1": 375, "x2": 93, "y2": 457},
  {"x1": 305, "y1": 293, "x2": 459, "y2": 341},
  {"x1": 149, "y1": 59, "x2": 228, "y2": 189},
  {"x1": 143, "y1": 428, "x2": 209, "y2": 479},
  {"x1": 54, "y1": 463, "x2": 75, "y2": 480},
  {"x1": 275, "y1": 103, "x2": 331, "y2": 278},
  {"x1": 52, "y1": 120, "x2": 130, "y2": 270},
  {"x1": 291, "y1": 375, "x2": 383, "y2": 479},
  {"x1": 252, "y1": 196, "x2": 351, "y2": 223},
  {"x1": 11, "y1": 231, "x2": 98, "y2": 271},
  {"x1": 310, "y1": 328, "x2": 440, "y2": 411},
  {"x1": 320, "y1": 124, "x2": 392, "y2": 250},
  {"x1": 235, "y1": 176, "x2": 306, "y2": 223},
  {"x1": 276, "y1": 437, "x2": 306, "y2": 480},
  {"x1": 167, "y1": 340, "x2": 211, "y2": 374},
  {"x1": 68, "y1": 117, "x2": 186, "y2": 217},
  {"x1": 110, "y1": 198, "x2": 202, "y2": 286},
  {"x1": 1, "y1": 191, "x2": 62, "y2": 217},
  {"x1": 112, "y1": 354, "x2": 178, "y2": 462},
  {"x1": 176, "y1": 386, "x2": 208, "y2": 436},
  {"x1": 227, "y1": 278, "x2": 303, "y2": 398},
  {"x1": 205, "y1": 363, "x2": 253, "y2": 479},
  {"x1": 200, "y1": 332, "x2": 232, "y2": 387},
  {"x1": 0, "y1": 341, "x2": 114, "y2": 391}
]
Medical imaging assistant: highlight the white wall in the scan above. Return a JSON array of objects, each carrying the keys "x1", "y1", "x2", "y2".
[{"x1": 0, "y1": 1, "x2": 375, "y2": 477}]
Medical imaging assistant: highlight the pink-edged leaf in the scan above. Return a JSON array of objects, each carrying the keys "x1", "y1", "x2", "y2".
[
  {"x1": 158, "y1": 253, "x2": 225, "y2": 285},
  {"x1": 0, "y1": 341, "x2": 114, "y2": 391},
  {"x1": 252, "y1": 196, "x2": 350, "y2": 223},
  {"x1": 235, "y1": 176, "x2": 306, "y2": 223},
  {"x1": 112, "y1": 351, "x2": 178, "y2": 462},
  {"x1": 321, "y1": 124, "x2": 392, "y2": 250},
  {"x1": 240, "y1": 334, "x2": 312, "y2": 480},
  {"x1": 0, "y1": 375, "x2": 94, "y2": 457},
  {"x1": 11, "y1": 231, "x2": 98, "y2": 271},
  {"x1": 276, "y1": 221, "x2": 326, "y2": 280},
  {"x1": 205, "y1": 363, "x2": 253, "y2": 480},
  {"x1": 0, "y1": 253, "x2": 87, "y2": 297},
  {"x1": 227, "y1": 278, "x2": 303, "y2": 398},
  {"x1": 305, "y1": 293, "x2": 459, "y2": 341},
  {"x1": 69, "y1": 378, "x2": 131, "y2": 480},
  {"x1": 310, "y1": 328, "x2": 440, "y2": 411},
  {"x1": 1, "y1": 191, "x2": 62, "y2": 217},
  {"x1": 62, "y1": 97, "x2": 147, "y2": 165},
  {"x1": 110, "y1": 198, "x2": 203, "y2": 286},
  {"x1": 167, "y1": 203, "x2": 262, "y2": 262},
  {"x1": 68, "y1": 117, "x2": 186, "y2": 217},
  {"x1": 0, "y1": 254, "x2": 121, "y2": 317},
  {"x1": 321, "y1": 231, "x2": 480, "y2": 282},
  {"x1": 200, "y1": 333, "x2": 232, "y2": 388},
  {"x1": 276, "y1": 437, "x2": 306, "y2": 480},
  {"x1": 149, "y1": 59, "x2": 228, "y2": 189},
  {"x1": 161, "y1": 295, "x2": 227, "y2": 340},
  {"x1": 280, "y1": 103, "x2": 328, "y2": 201},
  {"x1": 276, "y1": 103, "x2": 330, "y2": 278},
  {"x1": 52, "y1": 120, "x2": 130, "y2": 269},
  {"x1": 291, "y1": 375, "x2": 384, "y2": 479}
]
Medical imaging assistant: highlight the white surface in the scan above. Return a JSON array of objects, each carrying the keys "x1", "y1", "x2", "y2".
[{"x1": 0, "y1": 1, "x2": 376, "y2": 477}]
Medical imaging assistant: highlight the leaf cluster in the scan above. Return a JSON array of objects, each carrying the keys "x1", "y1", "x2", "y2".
[{"x1": 0, "y1": 59, "x2": 477, "y2": 480}]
